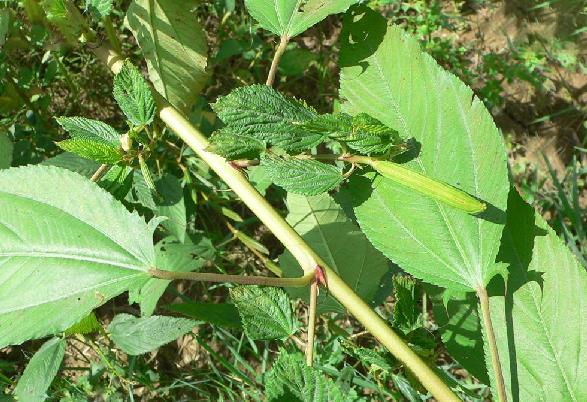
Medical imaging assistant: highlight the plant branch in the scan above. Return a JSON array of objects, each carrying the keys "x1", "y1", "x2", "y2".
[
  {"x1": 93, "y1": 45, "x2": 461, "y2": 402},
  {"x1": 266, "y1": 35, "x2": 289, "y2": 86},
  {"x1": 478, "y1": 287, "x2": 507, "y2": 402},
  {"x1": 90, "y1": 164, "x2": 109, "y2": 182},
  {"x1": 149, "y1": 267, "x2": 313, "y2": 287},
  {"x1": 306, "y1": 280, "x2": 318, "y2": 366}
]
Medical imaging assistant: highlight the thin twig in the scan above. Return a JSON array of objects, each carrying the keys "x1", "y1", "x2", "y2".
[
  {"x1": 477, "y1": 287, "x2": 507, "y2": 402},
  {"x1": 266, "y1": 35, "x2": 289, "y2": 86},
  {"x1": 306, "y1": 280, "x2": 318, "y2": 366},
  {"x1": 90, "y1": 164, "x2": 109, "y2": 182},
  {"x1": 149, "y1": 267, "x2": 313, "y2": 288}
]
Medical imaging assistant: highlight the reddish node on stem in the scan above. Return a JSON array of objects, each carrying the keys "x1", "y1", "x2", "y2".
[{"x1": 315, "y1": 265, "x2": 327, "y2": 287}]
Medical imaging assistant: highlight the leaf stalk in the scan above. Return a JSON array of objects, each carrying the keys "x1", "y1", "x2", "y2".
[
  {"x1": 266, "y1": 35, "x2": 289, "y2": 86},
  {"x1": 149, "y1": 268, "x2": 313, "y2": 287}
]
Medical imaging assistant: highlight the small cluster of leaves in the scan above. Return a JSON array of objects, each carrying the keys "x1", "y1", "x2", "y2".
[{"x1": 208, "y1": 84, "x2": 407, "y2": 195}]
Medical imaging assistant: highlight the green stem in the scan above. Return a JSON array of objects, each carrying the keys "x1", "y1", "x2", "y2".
[
  {"x1": 306, "y1": 280, "x2": 318, "y2": 366},
  {"x1": 149, "y1": 268, "x2": 313, "y2": 287},
  {"x1": 478, "y1": 287, "x2": 507, "y2": 402},
  {"x1": 93, "y1": 45, "x2": 461, "y2": 402},
  {"x1": 103, "y1": 16, "x2": 122, "y2": 54},
  {"x1": 266, "y1": 35, "x2": 289, "y2": 86}
]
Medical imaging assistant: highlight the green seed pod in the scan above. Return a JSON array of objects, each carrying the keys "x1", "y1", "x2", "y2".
[{"x1": 370, "y1": 160, "x2": 486, "y2": 214}]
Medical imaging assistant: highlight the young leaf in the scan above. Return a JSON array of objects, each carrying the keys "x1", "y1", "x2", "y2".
[
  {"x1": 130, "y1": 236, "x2": 214, "y2": 316},
  {"x1": 244, "y1": 0, "x2": 356, "y2": 38},
  {"x1": 13, "y1": 337, "x2": 66, "y2": 402},
  {"x1": 98, "y1": 165, "x2": 134, "y2": 200},
  {"x1": 41, "y1": 0, "x2": 87, "y2": 45},
  {"x1": 341, "y1": 9, "x2": 509, "y2": 291},
  {"x1": 0, "y1": 166, "x2": 154, "y2": 347},
  {"x1": 260, "y1": 153, "x2": 343, "y2": 196},
  {"x1": 279, "y1": 193, "x2": 390, "y2": 313},
  {"x1": 113, "y1": 61, "x2": 156, "y2": 126},
  {"x1": 166, "y1": 303, "x2": 242, "y2": 328},
  {"x1": 108, "y1": 314, "x2": 195, "y2": 355},
  {"x1": 230, "y1": 286, "x2": 297, "y2": 340},
  {"x1": 265, "y1": 351, "x2": 352, "y2": 402},
  {"x1": 126, "y1": 0, "x2": 208, "y2": 113},
  {"x1": 345, "y1": 113, "x2": 404, "y2": 155},
  {"x1": 487, "y1": 189, "x2": 587, "y2": 401},
  {"x1": 85, "y1": 0, "x2": 113, "y2": 19},
  {"x1": 339, "y1": 338, "x2": 394, "y2": 375},
  {"x1": 212, "y1": 84, "x2": 325, "y2": 152},
  {"x1": 55, "y1": 117, "x2": 122, "y2": 164},
  {"x1": 208, "y1": 129, "x2": 266, "y2": 160},
  {"x1": 0, "y1": 132, "x2": 13, "y2": 169}
]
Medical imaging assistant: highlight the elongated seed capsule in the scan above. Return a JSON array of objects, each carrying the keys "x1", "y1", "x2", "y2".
[{"x1": 369, "y1": 160, "x2": 486, "y2": 214}]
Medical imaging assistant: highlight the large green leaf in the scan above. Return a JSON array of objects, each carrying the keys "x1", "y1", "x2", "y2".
[
  {"x1": 230, "y1": 286, "x2": 298, "y2": 340},
  {"x1": 486, "y1": 189, "x2": 587, "y2": 401},
  {"x1": 13, "y1": 337, "x2": 66, "y2": 402},
  {"x1": 244, "y1": 0, "x2": 356, "y2": 38},
  {"x1": 108, "y1": 314, "x2": 195, "y2": 355},
  {"x1": 0, "y1": 132, "x2": 13, "y2": 169},
  {"x1": 265, "y1": 351, "x2": 352, "y2": 401},
  {"x1": 341, "y1": 8, "x2": 509, "y2": 291},
  {"x1": 126, "y1": 0, "x2": 208, "y2": 113},
  {"x1": 279, "y1": 193, "x2": 389, "y2": 312},
  {"x1": 0, "y1": 165, "x2": 154, "y2": 347}
]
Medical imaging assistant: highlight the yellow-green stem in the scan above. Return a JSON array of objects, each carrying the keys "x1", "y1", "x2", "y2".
[
  {"x1": 306, "y1": 281, "x2": 318, "y2": 366},
  {"x1": 478, "y1": 287, "x2": 507, "y2": 402},
  {"x1": 93, "y1": 45, "x2": 461, "y2": 402},
  {"x1": 266, "y1": 35, "x2": 289, "y2": 86},
  {"x1": 149, "y1": 268, "x2": 313, "y2": 287}
]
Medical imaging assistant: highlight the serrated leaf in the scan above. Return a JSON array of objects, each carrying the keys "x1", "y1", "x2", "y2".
[
  {"x1": 98, "y1": 165, "x2": 134, "y2": 200},
  {"x1": 208, "y1": 129, "x2": 266, "y2": 160},
  {"x1": 0, "y1": 132, "x2": 13, "y2": 169},
  {"x1": 126, "y1": 0, "x2": 208, "y2": 113},
  {"x1": 85, "y1": 0, "x2": 112, "y2": 19},
  {"x1": 55, "y1": 117, "x2": 122, "y2": 163},
  {"x1": 131, "y1": 236, "x2": 213, "y2": 316},
  {"x1": 41, "y1": 152, "x2": 100, "y2": 178},
  {"x1": 345, "y1": 113, "x2": 404, "y2": 155},
  {"x1": 64, "y1": 312, "x2": 101, "y2": 336},
  {"x1": 113, "y1": 61, "x2": 156, "y2": 126},
  {"x1": 260, "y1": 153, "x2": 343, "y2": 196},
  {"x1": 230, "y1": 286, "x2": 297, "y2": 340},
  {"x1": 57, "y1": 138, "x2": 122, "y2": 164},
  {"x1": 166, "y1": 303, "x2": 242, "y2": 328},
  {"x1": 486, "y1": 189, "x2": 587, "y2": 401},
  {"x1": 245, "y1": 0, "x2": 356, "y2": 38},
  {"x1": 339, "y1": 338, "x2": 394, "y2": 375},
  {"x1": 279, "y1": 193, "x2": 390, "y2": 313},
  {"x1": 212, "y1": 84, "x2": 325, "y2": 152},
  {"x1": 341, "y1": 9, "x2": 509, "y2": 291},
  {"x1": 14, "y1": 337, "x2": 66, "y2": 402},
  {"x1": 0, "y1": 166, "x2": 154, "y2": 347},
  {"x1": 56, "y1": 117, "x2": 120, "y2": 144},
  {"x1": 265, "y1": 351, "x2": 352, "y2": 402},
  {"x1": 41, "y1": 0, "x2": 86, "y2": 45},
  {"x1": 108, "y1": 314, "x2": 195, "y2": 355}
]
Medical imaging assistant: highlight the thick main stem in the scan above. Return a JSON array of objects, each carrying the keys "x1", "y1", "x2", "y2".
[
  {"x1": 478, "y1": 287, "x2": 507, "y2": 402},
  {"x1": 265, "y1": 36, "x2": 289, "y2": 86},
  {"x1": 93, "y1": 45, "x2": 461, "y2": 402}
]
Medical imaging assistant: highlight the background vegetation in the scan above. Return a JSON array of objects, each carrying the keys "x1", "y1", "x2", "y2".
[{"x1": 1, "y1": 0, "x2": 586, "y2": 400}]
